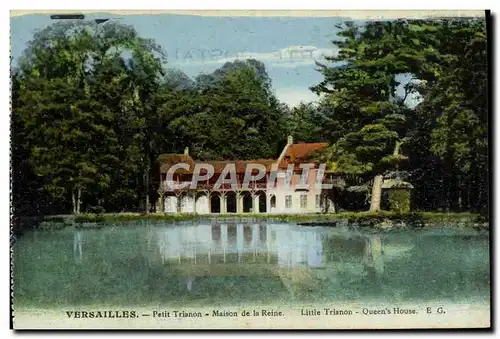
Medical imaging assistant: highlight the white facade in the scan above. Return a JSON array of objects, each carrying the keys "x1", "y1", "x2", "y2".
[
  {"x1": 180, "y1": 195, "x2": 194, "y2": 213},
  {"x1": 266, "y1": 187, "x2": 324, "y2": 214},
  {"x1": 195, "y1": 195, "x2": 209, "y2": 214},
  {"x1": 164, "y1": 196, "x2": 178, "y2": 213},
  {"x1": 164, "y1": 194, "x2": 210, "y2": 214},
  {"x1": 264, "y1": 169, "x2": 333, "y2": 214}
]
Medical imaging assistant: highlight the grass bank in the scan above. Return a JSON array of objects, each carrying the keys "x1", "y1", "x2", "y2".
[{"x1": 25, "y1": 210, "x2": 488, "y2": 231}]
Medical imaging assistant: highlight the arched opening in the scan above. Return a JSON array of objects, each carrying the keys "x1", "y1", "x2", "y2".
[
  {"x1": 179, "y1": 193, "x2": 194, "y2": 213},
  {"x1": 256, "y1": 191, "x2": 267, "y2": 213},
  {"x1": 195, "y1": 192, "x2": 209, "y2": 214},
  {"x1": 241, "y1": 191, "x2": 253, "y2": 213},
  {"x1": 211, "y1": 224, "x2": 221, "y2": 242},
  {"x1": 164, "y1": 194, "x2": 178, "y2": 213},
  {"x1": 226, "y1": 191, "x2": 237, "y2": 213},
  {"x1": 321, "y1": 192, "x2": 329, "y2": 213},
  {"x1": 270, "y1": 194, "x2": 276, "y2": 211},
  {"x1": 210, "y1": 194, "x2": 221, "y2": 213}
]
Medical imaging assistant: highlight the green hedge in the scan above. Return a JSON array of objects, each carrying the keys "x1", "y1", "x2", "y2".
[
  {"x1": 387, "y1": 188, "x2": 411, "y2": 213},
  {"x1": 28, "y1": 210, "x2": 485, "y2": 231}
]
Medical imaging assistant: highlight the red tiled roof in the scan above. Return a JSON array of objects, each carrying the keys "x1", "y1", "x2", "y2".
[
  {"x1": 159, "y1": 142, "x2": 328, "y2": 174},
  {"x1": 158, "y1": 154, "x2": 195, "y2": 174},
  {"x1": 278, "y1": 142, "x2": 328, "y2": 169},
  {"x1": 286, "y1": 142, "x2": 328, "y2": 160}
]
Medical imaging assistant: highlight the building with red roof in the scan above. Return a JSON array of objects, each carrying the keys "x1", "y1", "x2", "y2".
[{"x1": 156, "y1": 136, "x2": 334, "y2": 214}]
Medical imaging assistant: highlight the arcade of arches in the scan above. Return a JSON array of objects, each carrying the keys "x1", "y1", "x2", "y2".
[{"x1": 160, "y1": 190, "x2": 268, "y2": 214}]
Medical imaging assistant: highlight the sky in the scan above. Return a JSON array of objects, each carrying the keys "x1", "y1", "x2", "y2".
[{"x1": 10, "y1": 13, "x2": 348, "y2": 106}]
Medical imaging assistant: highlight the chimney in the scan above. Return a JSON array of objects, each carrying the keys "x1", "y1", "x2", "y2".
[
  {"x1": 287, "y1": 135, "x2": 293, "y2": 145},
  {"x1": 184, "y1": 147, "x2": 189, "y2": 156}
]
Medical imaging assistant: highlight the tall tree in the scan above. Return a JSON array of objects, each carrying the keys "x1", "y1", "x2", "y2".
[
  {"x1": 312, "y1": 18, "x2": 487, "y2": 213},
  {"x1": 312, "y1": 21, "x2": 411, "y2": 211},
  {"x1": 406, "y1": 19, "x2": 488, "y2": 212},
  {"x1": 166, "y1": 60, "x2": 286, "y2": 160},
  {"x1": 15, "y1": 21, "x2": 165, "y2": 214},
  {"x1": 285, "y1": 102, "x2": 328, "y2": 143}
]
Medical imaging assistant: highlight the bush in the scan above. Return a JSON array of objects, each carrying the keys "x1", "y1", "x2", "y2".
[
  {"x1": 387, "y1": 188, "x2": 411, "y2": 213},
  {"x1": 74, "y1": 214, "x2": 105, "y2": 223},
  {"x1": 88, "y1": 206, "x2": 106, "y2": 214}
]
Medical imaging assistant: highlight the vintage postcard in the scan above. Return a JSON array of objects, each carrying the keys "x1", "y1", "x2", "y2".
[{"x1": 10, "y1": 10, "x2": 491, "y2": 330}]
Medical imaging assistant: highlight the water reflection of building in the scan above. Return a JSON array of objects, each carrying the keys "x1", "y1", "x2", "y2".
[
  {"x1": 71, "y1": 225, "x2": 414, "y2": 294},
  {"x1": 71, "y1": 224, "x2": 409, "y2": 282},
  {"x1": 154, "y1": 224, "x2": 325, "y2": 268}
]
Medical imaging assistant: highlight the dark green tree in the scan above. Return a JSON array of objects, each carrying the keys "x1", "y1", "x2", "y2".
[
  {"x1": 312, "y1": 21, "x2": 411, "y2": 211},
  {"x1": 14, "y1": 21, "x2": 165, "y2": 214}
]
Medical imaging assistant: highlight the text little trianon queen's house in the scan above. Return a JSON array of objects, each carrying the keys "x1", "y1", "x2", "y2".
[{"x1": 157, "y1": 136, "x2": 336, "y2": 214}]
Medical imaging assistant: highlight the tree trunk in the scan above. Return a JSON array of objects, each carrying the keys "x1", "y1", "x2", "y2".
[
  {"x1": 369, "y1": 174, "x2": 384, "y2": 212},
  {"x1": 76, "y1": 187, "x2": 82, "y2": 214},
  {"x1": 393, "y1": 140, "x2": 402, "y2": 156},
  {"x1": 72, "y1": 190, "x2": 77, "y2": 215},
  {"x1": 465, "y1": 179, "x2": 471, "y2": 210},
  {"x1": 328, "y1": 190, "x2": 336, "y2": 213},
  {"x1": 457, "y1": 179, "x2": 463, "y2": 211},
  {"x1": 144, "y1": 169, "x2": 150, "y2": 214}
]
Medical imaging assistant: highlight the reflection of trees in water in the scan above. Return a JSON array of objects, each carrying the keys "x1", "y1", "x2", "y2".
[
  {"x1": 62, "y1": 227, "x2": 493, "y2": 305},
  {"x1": 364, "y1": 234, "x2": 384, "y2": 281},
  {"x1": 320, "y1": 232, "x2": 490, "y2": 302},
  {"x1": 73, "y1": 231, "x2": 82, "y2": 261},
  {"x1": 15, "y1": 225, "x2": 490, "y2": 307},
  {"x1": 322, "y1": 234, "x2": 366, "y2": 262},
  {"x1": 319, "y1": 233, "x2": 385, "y2": 280},
  {"x1": 314, "y1": 232, "x2": 419, "y2": 301},
  {"x1": 381, "y1": 234, "x2": 490, "y2": 301}
]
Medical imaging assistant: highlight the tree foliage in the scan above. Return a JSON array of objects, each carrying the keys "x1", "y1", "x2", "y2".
[
  {"x1": 12, "y1": 22, "x2": 288, "y2": 215},
  {"x1": 11, "y1": 17, "x2": 488, "y2": 217},
  {"x1": 312, "y1": 18, "x2": 488, "y2": 213}
]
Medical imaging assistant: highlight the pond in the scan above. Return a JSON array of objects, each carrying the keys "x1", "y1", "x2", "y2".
[{"x1": 12, "y1": 221, "x2": 490, "y2": 309}]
